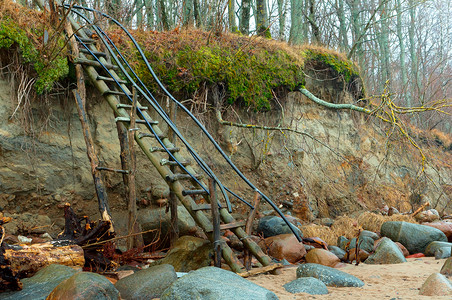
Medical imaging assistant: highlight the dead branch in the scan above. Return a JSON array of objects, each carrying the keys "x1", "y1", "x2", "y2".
[{"x1": 238, "y1": 263, "x2": 284, "y2": 278}]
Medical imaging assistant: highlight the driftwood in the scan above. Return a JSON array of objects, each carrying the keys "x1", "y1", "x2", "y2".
[
  {"x1": 59, "y1": 203, "x2": 116, "y2": 271},
  {"x1": 0, "y1": 216, "x2": 84, "y2": 291},
  {"x1": 238, "y1": 263, "x2": 283, "y2": 278},
  {"x1": 411, "y1": 202, "x2": 430, "y2": 217}
]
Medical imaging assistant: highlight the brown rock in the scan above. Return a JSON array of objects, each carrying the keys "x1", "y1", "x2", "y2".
[
  {"x1": 346, "y1": 248, "x2": 370, "y2": 262},
  {"x1": 258, "y1": 233, "x2": 306, "y2": 263},
  {"x1": 423, "y1": 221, "x2": 452, "y2": 242},
  {"x1": 395, "y1": 242, "x2": 409, "y2": 257},
  {"x1": 305, "y1": 248, "x2": 340, "y2": 267},
  {"x1": 440, "y1": 257, "x2": 452, "y2": 277},
  {"x1": 419, "y1": 273, "x2": 452, "y2": 296}
]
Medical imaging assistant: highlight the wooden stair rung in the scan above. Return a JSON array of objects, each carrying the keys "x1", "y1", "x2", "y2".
[
  {"x1": 182, "y1": 189, "x2": 208, "y2": 196},
  {"x1": 103, "y1": 90, "x2": 132, "y2": 97},
  {"x1": 95, "y1": 167, "x2": 128, "y2": 174},
  {"x1": 166, "y1": 173, "x2": 203, "y2": 182},
  {"x1": 149, "y1": 146, "x2": 179, "y2": 153},
  {"x1": 97, "y1": 75, "x2": 127, "y2": 84},
  {"x1": 77, "y1": 36, "x2": 96, "y2": 44},
  {"x1": 75, "y1": 58, "x2": 119, "y2": 70},
  {"x1": 191, "y1": 203, "x2": 212, "y2": 211},
  {"x1": 115, "y1": 117, "x2": 158, "y2": 125},
  {"x1": 138, "y1": 132, "x2": 166, "y2": 139},
  {"x1": 160, "y1": 159, "x2": 190, "y2": 166},
  {"x1": 206, "y1": 221, "x2": 247, "y2": 232},
  {"x1": 117, "y1": 103, "x2": 148, "y2": 110},
  {"x1": 80, "y1": 48, "x2": 108, "y2": 57}
]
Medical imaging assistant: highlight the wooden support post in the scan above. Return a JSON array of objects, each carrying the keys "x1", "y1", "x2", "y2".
[
  {"x1": 244, "y1": 192, "x2": 261, "y2": 270},
  {"x1": 65, "y1": 15, "x2": 112, "y2": 230},
  {"x1": 126, "y1": 88, "x2": 141, "y2": 249},
  {"x1": 209, "y1": 178, "x2": 222, "y2": 268},
  {"x1": 168, "y1": 99, "x2": 179, "y2": 246}
]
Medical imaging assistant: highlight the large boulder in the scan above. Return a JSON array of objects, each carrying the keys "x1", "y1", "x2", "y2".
[
  {"x1": 0, "y1": 264, "x2": 79, "y2": 300},
  {"x1": 296, "y1": 263, "x2": 364, "y2": 287},
  {"x1": 424, "y1": 241, "x2": 452, "y2": 256},
  {"x1": 381, "y1": 221, "x2": 447, "y2": 254},
  {"x1": 47, "y1": 272, "x2": 119, "y2": 300},
  {"x1": 154, "y1": 236, "x2": 213, "y2": 272},
  {"x1": 365, "y1": 237, "x2": 407, "y2": 264},
  {"x1": 161, "y1": 267, "x2": 277, "y2": 299},
  {"x1": 328, "y1": 246, "x2": 346, "y2": 261},
  {"x1": 419, "y1": 273, "x2": 452, "y2": 296},
  {"x1": 423, "y1": 221, "x2": 452, "y2": 242},
  {"x1": 115, "y1": 264, "x2": 177, "y2": 299},
  {"x1": 257, "y1": 216, "x2": 302, "y2": 238},
  {"x1": 258, "y1": 233, "x2": 306, "y2": 263},
  {"x1": 283, "y1": 277, "x2": 328, "y2": 295},
  {"x1": 305, "y1": 249, "x2": 340, "y2": 268}
]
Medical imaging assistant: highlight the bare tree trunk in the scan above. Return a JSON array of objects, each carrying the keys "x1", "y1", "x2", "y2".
[
  {"x1": 396, "y1": 0, "x2": 408, "y2": 104},
  {"x1": 289, "y1": 0, "x2": 304, "y2": 44},
  {"x1": 240, "y1": 0, "x2": 251, "y2": 35},
  {"x1": 276, "y1": 0, "x2": 287, "y2": 40},
  {"x1": 228, "y1": 0, "x2": 237, "y2": 32},
  {"x1": 256, "y1": 0, "x2": 270, "y2": 37},
  {"x1": 337, "y1": 0, "x2": 348, "y2": 51}
]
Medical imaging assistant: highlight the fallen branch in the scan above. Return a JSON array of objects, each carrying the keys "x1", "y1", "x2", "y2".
[
  {"x1": 238, "y1": 263, "x2": 283, "y2": 278},
  {"x1": 411, "y1": 202, "x2": 430, "y2": 217}
]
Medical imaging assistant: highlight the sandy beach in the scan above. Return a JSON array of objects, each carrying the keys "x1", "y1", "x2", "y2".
[{"x1": 247, "y1": 257, "x2": 450, "y2": 299}]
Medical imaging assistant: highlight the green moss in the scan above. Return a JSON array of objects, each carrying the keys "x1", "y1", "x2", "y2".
[
  {"x1": 130, "y1": 39, "x2": 304, "y2": 110},
  {"x1": 304, "y1": 48, "x2": 360, "y2": 83},
  {"x1": 0, "y1": 17, "x2": 68, "y2": 94}
]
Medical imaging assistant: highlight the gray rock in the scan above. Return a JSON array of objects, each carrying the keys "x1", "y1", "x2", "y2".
[
  {"x1": 161, "y1": 267, "x2": 278, "y2": 300},
  {"x1": 424, "y1": 241, "x2": 452, "y2": 256},
  {"x1": 257, "y1": 216, "x2": 302, "y2": 238},
  {"x1": 47, "y1": 272, "x2": 119, "y2": 300},
  {"x1": 365, "y1": 237, "x2": 407, "y2": 264},
  {"x1": 360, "y1": 230, "x2": 379, "y2": 241},
  {"x1": 296, "y1": 263, "x2": 364, "y2": 287},
  {"x1": 3, "y1": 213, "x2": 52, "y2": 235},
  {"x1": 283, "y1": 277, "x2": 328, "y2": 295},
  {"x1": 153, "y1": 236, "x2": 213, "y2": 272},
  {"x1": 440, "y1": 257, "x2": 452, "y2": 276},
  {"x1": 435, "y1": 247, "x2": 451, "y2": 259},
  {"x1": 0, "y1": 264, "x2": 78, "y2": 300},
  {"x1": 337, "y1": 236, "x2": 349, "y2": 251},
  {"x1": 419, "y1": 273, "x2": 452, "y2": 296},
  {"x1": 381, "y1": 221, "x2": 447, "y2": 254},
  {"x1": 328, "y1": 245, "x2": 346, "y2": 260},
  {"x1": 115, "y1": 264, "x2": 177, "y2": 299},
  {"x1": 358, "y1": 236, "x2": 375, "y2": 253}
]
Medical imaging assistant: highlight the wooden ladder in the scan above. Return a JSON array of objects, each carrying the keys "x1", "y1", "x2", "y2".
[{"x1": 67, "y1": 19, "x2": 274, "y2": 273}]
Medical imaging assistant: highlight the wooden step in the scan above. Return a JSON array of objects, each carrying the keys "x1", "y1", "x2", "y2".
[
  {"x1": 117, "y1": 103, "x2": 148, "y2": 110},
  {"x1": 206, "y1": 221, "x2": 247, "y2": 233},
  {"x1": 182, "y1": 189, "x2": 208, "y2": 196},
  {"x1": 149, "y1": 146, "x2": 179, "y2": 153},
  {"x1": 165, "y1": 173, "x2": 203, "y2": 182},
  {"x1": 115, "y1": 117, "x2": 158, "y2": 125},
  {"x1": 80, "y1": 48, "x2": 108, "y2": 57},
  {"x1": 138, "y1": 132, "x2": 166, "y2": 139},
  {"x1": 77, "y1": 36, "x2": 96, "y2": 44},
  {"x1": 160, "y1": 159, "x2": 191, "y2": 166},
  {"x1": 75, "y1": 58, "x2": 119, "y2": 70},
  {"x1": 103, "y1": 90, "x2": 132, "y2": 97},
  {"x1": 95, "y1": 166, "x2": 128, "y2": 174},
  {"x1": 191, "y1": 203, "x2": 212, "y2": 211},
  {"x1": 97, "y1": 75, "x2": 127, "y2": 84}
]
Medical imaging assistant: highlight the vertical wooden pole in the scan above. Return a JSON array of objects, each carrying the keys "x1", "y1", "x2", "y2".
[
  {"x1": 244, "y1": 192, "x2": 261, "y2": 270},
  {"x1": 209, "y1": 178, "x2": 221, "y2": 268},
  {"x1": 127, "y1": 88, "x2": 139, "y2": 249},
  {"x1": 168, "y1": 99, "x2": 179, "y2": 246},
  {"x1": 65, "y1": 18, "x2": 113, "y2": 231}
]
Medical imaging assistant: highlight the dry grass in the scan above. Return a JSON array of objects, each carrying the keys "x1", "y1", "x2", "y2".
[
  {"x1": 301, "y1": 224, "x2": 337, "y2": 245},
  {"x1": 300, "y1": 213, "x2": 418, "y2": 246}
]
